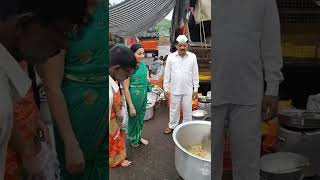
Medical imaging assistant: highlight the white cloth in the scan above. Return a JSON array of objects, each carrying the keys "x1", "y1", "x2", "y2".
[
  {"x1": 194, "y1": 0, "x2": 211, "y2": 23},
  {"x1": 109, "y1": 76, "x2": 119, "y2": 123},
  {"x1": 163, "y1": 51, "x2": 199, "y2": 95},
  {"x1": 168, "y1": 94, "x2": 192, "y2": 129},
  {"x1": 0, "y1": 43, "x2": 31, "y2": 179}
]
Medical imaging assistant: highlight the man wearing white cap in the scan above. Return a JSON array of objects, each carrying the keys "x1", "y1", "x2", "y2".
[{"x1": 163, "y1": 35, "x2": 199, "y2": 134}]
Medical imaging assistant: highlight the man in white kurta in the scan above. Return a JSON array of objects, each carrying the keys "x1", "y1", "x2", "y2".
[{"x1": 163, "y1": 35, "x2": 199, "y2": 134}]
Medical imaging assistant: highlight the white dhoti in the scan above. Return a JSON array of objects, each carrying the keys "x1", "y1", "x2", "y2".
[{"x1": 168, "y1": 94, "x2": 193, "y2": 129}]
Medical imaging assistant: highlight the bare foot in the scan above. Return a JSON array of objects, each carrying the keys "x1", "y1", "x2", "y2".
[
  {"x1": 120, "y1": 160, "x2": 132, "y2": 167},
  {"x1": 131, "y1": 144, "x2": 139, "y2": 148},
  {"x1": 163, "y1": 127, "x2": 173, "y2": 134},
  {"x1": 140, "y1": 138, "x2": 149, "y2": 145}
]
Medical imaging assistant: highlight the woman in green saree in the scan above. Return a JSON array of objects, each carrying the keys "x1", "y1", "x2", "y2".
[
  {"x1": 123, "y1": 44, "x2": 152, "y2": 147},
  {"x1": 40, "y1": 1, "x2": 108, "y2": 179}
]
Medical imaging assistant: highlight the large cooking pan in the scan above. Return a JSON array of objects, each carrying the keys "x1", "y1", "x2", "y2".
[
  {"x1": 260, "y1": 152, "x2": 310, "y2": 180},
  {"x1": 278, "y1": 109, "x2": 320, "y2": 129}
]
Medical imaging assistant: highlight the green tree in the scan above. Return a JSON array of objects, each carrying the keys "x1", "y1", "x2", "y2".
[{"x1": 155, "y1": 18, "x2": 171, "y2": 37}]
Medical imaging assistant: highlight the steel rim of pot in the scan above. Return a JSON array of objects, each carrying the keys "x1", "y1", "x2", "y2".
[
  {"x1": 192, "y1": 110, "x2": 208, "y2": 118},
  {"x1": 193, "y1": 115, "x2": 208, "y2": 120},
  {"x1": 198, "y1": 96, "x2": 211, "y2": 103},
  {"x1": 193, "y1": 114, "x2": 207, "y2": 119},
  {"x1": 193, "y1": 114, "x2": 208, "y2": 121},
  {"x1": 260, "y1": 153, "x2": 310, "y2": 174},
  {"x1": 146, "y1": 101, "x2": 155, "y2": 109},
  {"x1": 278, "y1": 109, "x2": 320, "y2": 129},
  {"x1": 279, "y1": 116, "x2": 320, "y2": 129},
  {"x1": 172, "y1": 121, "x2": 211, "y2": 162}
]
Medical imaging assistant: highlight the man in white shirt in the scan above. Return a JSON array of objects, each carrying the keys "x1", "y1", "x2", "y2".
[
  {"x1": 163, "y1": 35, "x2": 199, "y2": 134},
  {"x1": 0, "y1": 0, "x2": 87, "y2": 178}
]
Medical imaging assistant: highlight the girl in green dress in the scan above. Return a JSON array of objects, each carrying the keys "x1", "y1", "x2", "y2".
[
  {"x1": 41, "y1": 1, "x2": 108, "y2": 179},
  {"x1": 123, "y1": 44, "x2": 152, "y2": 147}
]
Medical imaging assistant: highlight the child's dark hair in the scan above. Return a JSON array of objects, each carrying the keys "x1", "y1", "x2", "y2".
[
  {"x1": 130, "y1": 43, "x2": 143, "y2": 54},
  {"x1": 110, "y1": 44, "x2": 137, "y2": 70},
  {"x1": 0, "y1": 0, "x2": 87, "y2": 25}
]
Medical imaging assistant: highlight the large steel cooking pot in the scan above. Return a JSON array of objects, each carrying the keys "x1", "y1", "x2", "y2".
[
  {"x1": 278, "y1": 125, "x2": 320, "y2": 176},
  {"x1": 147, "y1": 92, "x2": 157, "y2": 103},
  {"x1": 144, "y1": 102, "x2": 155, "y2": 121},
  {"x1": 144, "y1": 92, "x2": 157, "y2": 121},
  {"x1": 173, "y1": 121, "x2": 211, "y2": 180},
  {"x1": 260, "y1": 152, "x2": 310, "y2": 180}
]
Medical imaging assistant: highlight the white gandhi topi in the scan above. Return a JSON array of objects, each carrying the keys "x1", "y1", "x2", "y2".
[{"x1": 176, "y1": 35, "x2": 188, "y2": 43}]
